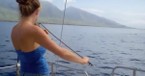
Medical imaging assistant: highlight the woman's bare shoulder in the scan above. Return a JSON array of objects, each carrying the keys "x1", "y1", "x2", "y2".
[
  {"x1": 30, "y1": 25, "x2": 46, "y2": 36},
  {"x1": 30, "y1": 25, "x2": 42, "y2": 32}
]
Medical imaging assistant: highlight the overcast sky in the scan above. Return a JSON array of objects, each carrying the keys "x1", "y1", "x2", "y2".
[{"x1": 41, "y1": 0, "x2": 145, "y2": 29}]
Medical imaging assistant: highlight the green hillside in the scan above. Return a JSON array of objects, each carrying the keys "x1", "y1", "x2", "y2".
[
  {"x1": 0, "y1": 0, "x2": 127, "y2": 28},
  {"x1": 0, "y1": 7, "x2": 18, "y2": 21}
]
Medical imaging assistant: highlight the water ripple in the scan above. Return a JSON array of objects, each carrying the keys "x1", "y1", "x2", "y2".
[{"x1": 56, "y1": 60, "x2": 70, "y2": 64}]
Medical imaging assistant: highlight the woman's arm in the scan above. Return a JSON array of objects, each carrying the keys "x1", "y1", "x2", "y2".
[{"x1": 32, "y1": 26, "x2": 89, "y2": 64}]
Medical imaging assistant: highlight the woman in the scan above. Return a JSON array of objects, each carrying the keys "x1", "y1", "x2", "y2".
[{"x1": 11, "y1": 0, "x2": 89, "y2": 76}]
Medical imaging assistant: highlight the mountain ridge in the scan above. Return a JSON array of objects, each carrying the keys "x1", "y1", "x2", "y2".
[
  {"x1": 65, "y1": 7, "x2": 126, "y2": 27},
  {"x1": 0, "y1": 0, "x2": 127, "y2": 28}
]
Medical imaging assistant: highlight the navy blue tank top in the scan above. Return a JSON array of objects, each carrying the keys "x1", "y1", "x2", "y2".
[{"x1": 16, "y1": 46, "x2": 49, "y2": 74}]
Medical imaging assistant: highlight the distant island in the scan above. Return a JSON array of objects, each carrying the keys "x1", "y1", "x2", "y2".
[{"x1": 0, "y1": 0, "x2": 127, "y2": 28}]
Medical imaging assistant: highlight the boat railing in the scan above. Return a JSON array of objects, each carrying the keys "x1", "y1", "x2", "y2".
[
  {"x1": 0, "y1": 62, "x2": 89, "y2": 76},
  {"x1": 48, "y1": 62, "x2": 89, "y2": 76},
  {"x1": 2, "y1": 64, "x2": 145, "y2": 76},
  {"x1": 15, "y1": 64, "x2": 145, "y2": 76},
  {"x1": 111, "y1": 66, "x2": 145, "y2": 76}
]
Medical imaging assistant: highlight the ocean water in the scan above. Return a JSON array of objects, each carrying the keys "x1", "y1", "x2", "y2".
[{"x1": 0, "y1": 22, "x2": 145, "y2": 76}]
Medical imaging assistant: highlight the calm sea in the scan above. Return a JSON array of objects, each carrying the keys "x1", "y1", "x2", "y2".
[{"x1": 0, "y1": 22, "x2": 145, "y2": 76}]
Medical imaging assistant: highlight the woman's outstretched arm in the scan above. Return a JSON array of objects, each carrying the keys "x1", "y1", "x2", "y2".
[{"x1": 32, "y1": 26, "x2": 89, "y2": 64}]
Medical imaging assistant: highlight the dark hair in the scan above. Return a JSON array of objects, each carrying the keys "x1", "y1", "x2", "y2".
[{"x1": 16, "y1": 0, "x2": 40, "y2": 17}]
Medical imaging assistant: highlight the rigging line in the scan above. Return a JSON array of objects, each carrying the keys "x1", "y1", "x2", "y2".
[
  {"x1": 59, "y1": 0, "x2": 68, "y2": 45},
  {"x1": 39, "y1": 23, "x2": 93, "y2": 66},
  {"x1": 55, "y1": 0, "x2": 68, "y2": 73}
]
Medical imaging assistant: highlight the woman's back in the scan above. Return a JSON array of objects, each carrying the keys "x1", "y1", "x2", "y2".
[
  {"x1": 12, "y1": 23, "x2": 50, "y2": 75},
  {"x1": 11, "y1": 23, "x2": 40, "y2": 52}
]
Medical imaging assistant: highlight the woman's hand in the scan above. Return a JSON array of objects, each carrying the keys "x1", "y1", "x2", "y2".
[{"x1": 81, "y1": 57, "x2": 90, "y2": 65}]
